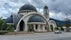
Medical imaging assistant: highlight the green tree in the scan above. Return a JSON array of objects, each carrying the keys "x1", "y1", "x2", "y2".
[{"x1": 0, "y1": 17, "x2": 5, "y2": 30}]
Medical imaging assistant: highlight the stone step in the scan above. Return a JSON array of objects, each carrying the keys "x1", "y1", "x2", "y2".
[{"x1": 5, "y1": 32, "x2": 34, "y2": 35}]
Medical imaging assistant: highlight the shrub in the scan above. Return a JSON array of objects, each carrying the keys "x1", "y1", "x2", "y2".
[
  {"x1": 6, "y1": 24, "x2": 14, "y2": 32},
  {"x1": 0, "y1": 30, "x2": 8, "y2": 35},
  {"x1": 28, "y1": 24, "x2": 34, "y2": 32}
]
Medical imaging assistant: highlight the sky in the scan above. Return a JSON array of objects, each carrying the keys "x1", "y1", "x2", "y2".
[{"x1": 0, "y1": 0, "x2": 71, "y2": 21}]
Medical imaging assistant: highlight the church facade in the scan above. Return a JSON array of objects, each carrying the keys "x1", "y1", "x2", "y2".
[{"x1": 5, "y1": 4, "x2": 57, "y2": 32}]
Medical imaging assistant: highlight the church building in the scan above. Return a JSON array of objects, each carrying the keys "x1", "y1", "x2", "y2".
[{"x1": 5, "y1": 4, "x2": 57, "y2": 32}]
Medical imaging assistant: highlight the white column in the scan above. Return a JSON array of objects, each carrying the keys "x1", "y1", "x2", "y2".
[
  {"x1": 42, "y1": 25, "x2": 45, "y2": 32},
  {"x1": 49, "y1": 25, "x2": 52, "y2": 31},
  {"x1": 34, "y1": 24, "x2": 36, "y2": 31},
  {"x1": 24, "y1": 23, "x2": 28, "y2": 32},
  {"x1": 64, "y1": 28, "x2": 67, "y2": 32},
  {"x1": 38, "y1": 24, "x2": 41, "y2": 31}
]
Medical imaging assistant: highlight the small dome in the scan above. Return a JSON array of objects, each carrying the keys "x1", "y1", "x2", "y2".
[
  {"x1": 44, "y1": 5, "x2": 48, "y2": 9},
  {"x1": 19, "y1": 4, "x2": 37, "y2": 12},
  {"x1": 28, "y1": 15, "x2": 44, "y2": 22},
  {"x1": 5, "y1": 15, "x2": 13, "y2": 23}
]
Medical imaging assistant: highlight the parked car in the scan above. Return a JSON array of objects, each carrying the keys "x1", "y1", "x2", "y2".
[{"x1": 54, "y1": 30, "x2": 62, "y2": 34}]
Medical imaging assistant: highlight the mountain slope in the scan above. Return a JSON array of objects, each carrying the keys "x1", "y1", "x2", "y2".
[{"x1": 50, "y1": 18, "x2": 65, "y2": 27}]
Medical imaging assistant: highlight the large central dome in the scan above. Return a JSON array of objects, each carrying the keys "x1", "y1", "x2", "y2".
[{"x1": 19, "y1": 4, "x2": 37, "y2": 12}]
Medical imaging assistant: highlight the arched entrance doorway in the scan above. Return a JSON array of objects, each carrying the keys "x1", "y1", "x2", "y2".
[
  {"x1": 50, "y1": 25, "x2": 54, "y2": 31},
  {"x1": 19, "y1": 20, "x2": 25, "y2": 31}
]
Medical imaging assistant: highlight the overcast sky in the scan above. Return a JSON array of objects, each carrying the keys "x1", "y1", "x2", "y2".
[{"x1": 0, "y1": 0, "x2": 71, "y2": 21}]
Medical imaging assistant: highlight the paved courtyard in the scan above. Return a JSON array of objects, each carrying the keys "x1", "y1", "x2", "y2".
[{"x1": 0, "y1": 32, "x2": 71, "y2": 40}]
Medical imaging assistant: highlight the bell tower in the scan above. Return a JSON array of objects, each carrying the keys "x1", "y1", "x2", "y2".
[{"x1": 43, "y1": 5, "x2": 49, "y2": 20}]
